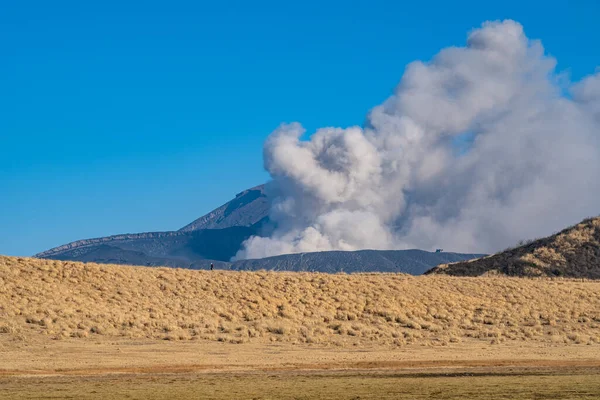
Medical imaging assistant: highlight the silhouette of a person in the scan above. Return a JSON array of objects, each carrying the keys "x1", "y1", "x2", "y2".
[{"x1": 210, "y1": 263, "x2": 214, "y2": 271}]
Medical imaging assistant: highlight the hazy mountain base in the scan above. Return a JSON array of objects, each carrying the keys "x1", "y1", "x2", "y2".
[
  {"x1": 428, "y1": 216, "x2": 600, "y2": 278},
  {"x1": 38, "y1": 235, "x2": 484, "y2": 274},
  {"x1": 35, "y1": 183, "x2": 483, "y2": 273},
  {"x1": 229, "y1": 249, "x2": 485, "y2": 274},
  {"x1": 1, "y1": 256, "x2": 599, "y2": 346}
]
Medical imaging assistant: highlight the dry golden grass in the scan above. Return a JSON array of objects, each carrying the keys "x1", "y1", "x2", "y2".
[
  {"x1": 430, "y1": 216, "x2": 600, "y2": 278},
  {"x1": 3, "y1": 368, "x2": 600, "y2": 400},
  {"x1": 1, "y1": 255, "x2": 600, "y2": 346}
]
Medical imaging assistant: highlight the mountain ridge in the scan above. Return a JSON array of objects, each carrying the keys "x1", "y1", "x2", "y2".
[
  {"x1": 178, "y1": 185, "x2": 269, "y2": 232},
  {"x1": 230, "y1": 249, "x2": 485, "y2": 275},
  {"x1": 36, "y1": 184, "x2": 270, "y2": 262},
  {"x1": 36, "y1": 231, "x2": 185, "y2": 259},
  {"x1": 427, "y1": 216, "x2": 600, "y2": 278},
  {"x1": 36, "y1": 184, "x2": 484, "y2": 274}
]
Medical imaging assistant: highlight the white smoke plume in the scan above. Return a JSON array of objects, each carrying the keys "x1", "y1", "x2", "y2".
[{"x1": 236, "y1": 20, "x2": 600, "y2": 260}]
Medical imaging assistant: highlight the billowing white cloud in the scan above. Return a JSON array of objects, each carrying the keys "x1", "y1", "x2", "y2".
[{"x1": 235, "y1": 20, "x2": 600, "y2": 260}]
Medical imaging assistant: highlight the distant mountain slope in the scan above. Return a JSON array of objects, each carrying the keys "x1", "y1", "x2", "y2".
[
  {"x1": 230, "y1": 249, "x2": 486, "y2": 275},
  {"x1": 36, "y1": 184, "x2": 269, "y2": 266},
  {"x1": 36, "y1": 231, "x2": 183, "y2": 259},
  {"x1": 427, "y1": 217, "x2": 600, "y2": 278},
  {"x1": 36, "y1": 183, "x2": 483, "y2": 274},
  {"x1": 38, "y1": 244, "x2": 484, "y2": 275},
  {"x1": 178, "y1": 185, "x2": 269, "y2": 231},
  {"x1": 36, "y1": 226, "x2": 258, "y2": 267},
  {"x1": 37, "y1": 237, "x2": 485, "y2": 275}
]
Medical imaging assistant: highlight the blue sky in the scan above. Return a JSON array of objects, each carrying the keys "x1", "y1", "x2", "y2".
[{"x1": 1, "y1": 0, "x2": 599, "y2": 256}]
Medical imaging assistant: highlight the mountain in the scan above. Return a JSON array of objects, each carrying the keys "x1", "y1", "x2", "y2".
[
  {"x1": 36, "y1": 184, "x2": 483, "y2": 274},
  {"x1": 35, "y1": 185, "x2": 269, "y2": 267},
  {"x1": 426, "y1": 217, "x2": 600, "y2": 278},
  {"x1": 36, "y1": 227, "x2": 258, "y2": 268},
  {"x1": 230, "y1": 249, "x2": 485, "y2": 275},
  {"x1": 178, "y1": 185, "x2": 269, "y2": 231},
  {"x1": 38, "y1": 234, "x2": 483, "y2": 274}
]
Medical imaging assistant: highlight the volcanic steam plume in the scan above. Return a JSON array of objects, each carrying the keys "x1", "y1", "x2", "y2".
[{"x1": 236, "y1": 20, "x2": 600, "y2": 260}]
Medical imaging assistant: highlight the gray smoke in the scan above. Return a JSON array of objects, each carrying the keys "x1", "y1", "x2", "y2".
[{"x1": 235, "y1": 20, "x2": 600, "y2": 260}]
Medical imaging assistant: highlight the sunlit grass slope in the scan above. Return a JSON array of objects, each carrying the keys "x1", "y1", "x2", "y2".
[
  {"x1": 1, "y1": 256, "x2": 599, "y2": 346},
  {"x1": 429, "y1": 217, "x2": 600, "y2": 278}
]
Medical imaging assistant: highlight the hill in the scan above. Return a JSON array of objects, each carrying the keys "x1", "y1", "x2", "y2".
[
  {"x1": 427, "y1": 217, "x2": 600, "y2": 278},
  {"x1": 230, "y1": 249, "x2": 485, "y2": 274},
  {"x1": 1, "y1": 256, "x2": 599, "y2": 346}
]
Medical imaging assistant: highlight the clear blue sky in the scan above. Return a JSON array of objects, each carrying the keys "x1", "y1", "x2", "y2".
[{"x1": 1, "y1": 0, "x2": 599, "y2": 256}]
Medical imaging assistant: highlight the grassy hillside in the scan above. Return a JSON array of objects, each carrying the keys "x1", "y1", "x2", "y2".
[
  {"x1": 1, "y1": 256, "x2": 599, "y2": 346},
  {"x1": 428, "y1": 217, "x2": 600, "y2": 278}
]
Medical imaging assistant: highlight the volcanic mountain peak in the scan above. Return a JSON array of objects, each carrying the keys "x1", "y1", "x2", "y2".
[
  {"x1": 178, "y1": 185, "x2": 268, "y2": 232},
  {"x1": 35, "y1": 183, "x2": 484, "y2": 273},
  {"x1": 35, "y1": 185, "x2": 269, "y2": 263}
]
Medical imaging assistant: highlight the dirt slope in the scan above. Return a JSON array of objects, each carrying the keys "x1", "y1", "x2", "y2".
[{"x1": 428, "y1": 217, "x2": 600, "y2": 278}]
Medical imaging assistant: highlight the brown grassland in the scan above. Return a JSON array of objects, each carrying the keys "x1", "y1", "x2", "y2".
[
  {"x1": 429, "y1": 216, "x2": 600, "y2": 278},
  {"x1": 2, "y1": 255, "x2": 600, "y2": 345},
  {"x1": 1, "y1": 255, "x2": 600, "y2": 399}
]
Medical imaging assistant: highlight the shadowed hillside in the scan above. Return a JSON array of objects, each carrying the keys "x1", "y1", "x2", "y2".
[
  {"x1": 35, "y1": 227, "x2": 258, "y2": 268},
  {"x1": 231, "y1": 249, "x2": 485, "y2": 275},
  {"x1": 1, "y1": 256, "x2": 599, "y2": 346},
  {"x1": 35, "y1": 185, "x2": 269, "y2": 267},
  {"x1": 427, "y1": 217, "x2": 600, "y2": 278}
]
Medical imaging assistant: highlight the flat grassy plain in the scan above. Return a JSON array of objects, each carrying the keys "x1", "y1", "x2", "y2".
[
  {"x1": 1, "y1": 256, "x2": 600, "y2": 398},
  {"x1": 1, "y1": 338, "x2": 600, "y2": 399},
  {"x1": 3, "y1": 369, "x2": 600, "y2": 399}
]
